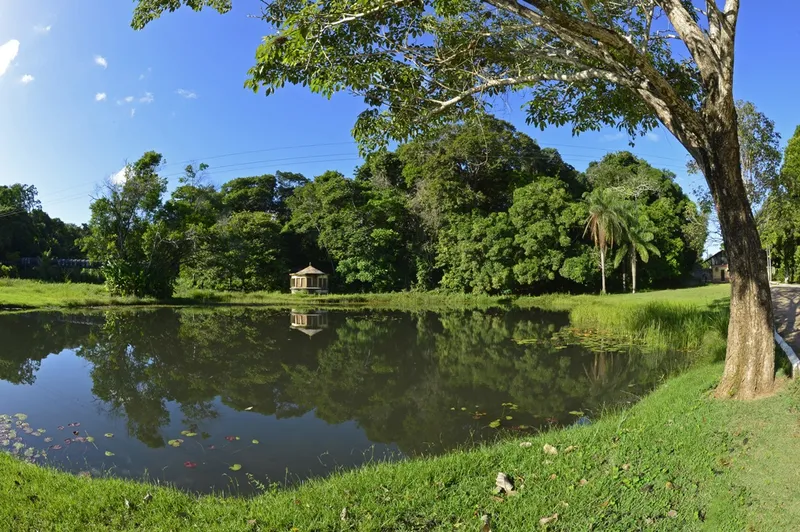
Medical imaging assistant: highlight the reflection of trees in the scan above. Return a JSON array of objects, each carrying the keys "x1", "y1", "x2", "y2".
[
  {"x1": 1, "y1": 308, "x2": 689, "y2": 455},
  {"x1": 0, "y1": 313, "x2": 97, "y2": 384}
]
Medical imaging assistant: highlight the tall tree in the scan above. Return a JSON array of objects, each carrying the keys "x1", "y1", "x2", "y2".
[
  {"x1": 584, "y1": 189, "x2": 628, "y2": 295},
  {"x1": 614, "y1": 211, "x2": 660, "y2": 294},
  {"x1": 133, "y1": 0, "x2": 774, "y2": 398},
  {"x1": 83, "y1": 151, "x2": 179, "y2": 298}
]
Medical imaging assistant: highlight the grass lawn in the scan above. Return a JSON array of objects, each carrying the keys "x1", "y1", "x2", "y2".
[
  {"x1": 0, "y1": 278, "x2": 730, "y2": 313},
  {"x1": 1, "y1": 363, "x2": 796, "y2": 531}
]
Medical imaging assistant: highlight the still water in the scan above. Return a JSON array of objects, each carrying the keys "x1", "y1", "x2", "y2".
[{"x1": 0, "y1": 307, "x2": 686, "y2": 494}]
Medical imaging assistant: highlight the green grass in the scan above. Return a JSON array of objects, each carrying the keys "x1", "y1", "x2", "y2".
[
  {"x1": 0, "y1": 279, "x2": 512, "y2": 312},
  {"x1": 2, "y1": 363, "x2": 794, "y2": 530}
]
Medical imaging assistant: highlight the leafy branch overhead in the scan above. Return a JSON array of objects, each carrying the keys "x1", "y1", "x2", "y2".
[{"x1": 131, "y1": 0, "x2": 726, "y2": 150}]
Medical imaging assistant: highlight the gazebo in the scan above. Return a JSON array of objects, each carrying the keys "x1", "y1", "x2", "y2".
[{"x1": 290, "y1": 265, "x2": 329, "y2": 294}]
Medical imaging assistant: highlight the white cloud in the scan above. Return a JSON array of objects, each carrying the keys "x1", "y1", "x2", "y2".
[
  {"x1": 95, "y1": 92, "x2": 107, "y2": 102},
  {"x1": 111, "y1": 167, "x2": 130, "y2": 185},
  {"x1": 601, "y1": 132, "x2": 626, "y2": 142},
  {"x1": 176, "y1": 88, "x2": 197, "y2": 99},
  {"x1": 139, "y1": 67, "x2": 151, "y2": 81},
  {"x1": 139, "y1": 92, "x2": 154, "y2": 104},
  {"x1": 33, "y1": 25, "x2": 52, "y2": 34},
  {"x1": 130, "y1": 108, "x2": 136, "y2": 118},
  {"x1": 116, "y1": 95, "x2": 134, "y2": 105},
  {"x1": 94, "y1": 55, "x2": 108, "y2": 68},
  {"x1": 20, "y1": 74, "x2": 34, "y2": 84},
  {"x1": 0, "y1": 39, "x2": 21, "y2": 77},
  {"x1": 646, "y1": 132, "x2": 660, "y2": 142}
]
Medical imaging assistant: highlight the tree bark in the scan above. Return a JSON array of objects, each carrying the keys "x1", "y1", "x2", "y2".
[
  {"x1": 698, "y1": 122, "x2": 774, "y2": 399},
  {"x1": 600, "y1": 246, "x2": 606, "y2": 294},
  {"x1": 631, "y1": 253, "x2": 637, "y2": 294}
]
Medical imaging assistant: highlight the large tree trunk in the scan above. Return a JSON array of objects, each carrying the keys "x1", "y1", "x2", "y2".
[
  {"x1": 699, "y1": 122, "x2": 774, "y2": 399},
  {"x1": 631, "y1": 253, "x2": 637, "y2": 294}
]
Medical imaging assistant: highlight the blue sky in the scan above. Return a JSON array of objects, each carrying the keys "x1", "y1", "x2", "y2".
[{"x1": 1, "y1": 1, "x2": 799, "y2": 228}]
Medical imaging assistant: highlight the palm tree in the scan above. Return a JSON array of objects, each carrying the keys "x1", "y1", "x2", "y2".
[
  {"x1": 614, "y1": 212, "x2": 660, "y2": 293},
  {"x1": 584, "y1": 189, "x2": 628, "y2": 294}
]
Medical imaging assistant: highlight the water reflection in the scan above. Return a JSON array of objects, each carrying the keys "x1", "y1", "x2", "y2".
[
  {"x1": 290, "y1": 309, "x2": 329, "y2": 337},
  {"x1": 0, "y1": 308, "x2": 689, "y2": 493}
]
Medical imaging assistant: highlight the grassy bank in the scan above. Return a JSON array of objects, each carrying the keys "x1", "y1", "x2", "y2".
[
  {"x1": 2, "y1": 363, "x2": 796, "y2": 530},
  {"x1": 0, "y1": 278, "x2": 729, "y2": 313},
  {"x1": 0, "y1": 279, "x2": 511, "y2": 312}
]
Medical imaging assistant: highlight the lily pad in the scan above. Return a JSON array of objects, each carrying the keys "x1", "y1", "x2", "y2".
[
  {"x1": 229, "y1": 464, "x2": 242, "y2": 471},
  {"x1": 63, "y1": 438, "x2": 72, "y2": 445},
  {"x1": 57, "y1": 426, "x2": 64, "y2": 431},
  {"x1": 14, "y1": 413, "x2": 27, "y2": 421},
  {"x1": 43, "y1": 437, "x2": 53, "y2": 443},
  {"x1": 167, "y1": 439, "x2": 184, "y2": 448},
  {"x1": 104, "y1": 433, "x2": 114, "y2": 438},
  {"x1": 251, "y1": 439, "x2": 259, "y2": 445},
  {"x1": 86, "y1": 436, "x2": 95, "y2": 443},
  {"x1": 180, "y1": 431, "x2": 197, "y2": 437},
  {"x1": 68, "y1": 422, "x2": 80, "y2": 427},
  {"x1": 50, "y1": 444, "x2": 62, "y2": 451},
  {"x1": 488, "y1": 419, "x2": 501, "y2": 429},
  {"x1": 105, "y1": 451, "x2": 115, "y2": 457}
]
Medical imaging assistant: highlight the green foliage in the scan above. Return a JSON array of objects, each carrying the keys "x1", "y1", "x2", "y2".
[
  {"x1": 191, "y1": 211, "x2": 287, "y2": 291},
  {"x1": 83, "y1": 151, "x2": 179, "y2": 298}
]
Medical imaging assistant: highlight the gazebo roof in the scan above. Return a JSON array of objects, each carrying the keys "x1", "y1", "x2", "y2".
[{"x1": 293, "y1": 265, "x2": 326, "y2": 276}]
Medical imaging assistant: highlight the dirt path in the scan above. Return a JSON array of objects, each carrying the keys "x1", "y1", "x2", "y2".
[{"x1": 771, "y1": 285, "x2": 800, "y2": 352}]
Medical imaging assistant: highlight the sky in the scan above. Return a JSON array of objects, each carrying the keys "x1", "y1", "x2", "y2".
[{"x1": 2, "y1": 1, "x2": 800, "y2": 231}]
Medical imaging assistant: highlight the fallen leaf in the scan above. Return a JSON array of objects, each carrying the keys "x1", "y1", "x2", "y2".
[
  {"x1": 564, "y1": 445, "x2": 577, "y2": 454},
  {"x1": 539, "y1": 513, "x2": 558, "y2": 526},
  {"x1": 519, "y1": 442, "x2": 532, "y2": 448},
  {"x1": 622, "y1": 463, "x2": 630, "y2": 471},
  {"x1": 495, "y1": 472, "x2": 514, "y2": 494},
  {"x1": 667, "y1": 510, "x2": 678, "y2": 518},
  {"x1": 665, "y1": 481, "x2": 675, "y2": 490},
  {"x1": 144, "y1": 493, "x2": 153, "y2": 503},
  {"x1": 579, "y1": 478, "x2": 588, "y2": 486},
  {"x1": 481, "y1": 514, "x2": 491, "y2": 532},
  {"x1": 491, "y1": 495, "x2": 504, "y2": 503},
  {"x1": 229, "y1": 464, "x2": 242, "y2": 471},
  {"x1": 247, "y1": 519, "x2": 257, "y2": 527},
  {"x1": 549, "y1": 474, "x2": 557, "y2": 480},
  {"x1": 543, "y1": 444, "x2": 558, "y2": 455},
  {"x1": 340, "y1": 507, "x2": 347, "y2": 521}
]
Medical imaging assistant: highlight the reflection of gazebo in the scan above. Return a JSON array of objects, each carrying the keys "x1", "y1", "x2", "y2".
[
  {"x1": 290, "y1": 310, "x2": 329, "y2": 337},
  {"x1": 290, "y1": 265, "x2": 329, "y2": 294}
]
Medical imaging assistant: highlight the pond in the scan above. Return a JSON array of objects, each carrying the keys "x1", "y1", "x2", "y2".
[{"x1": 0, "y1": 307, "x2": 688, "y2": 494}]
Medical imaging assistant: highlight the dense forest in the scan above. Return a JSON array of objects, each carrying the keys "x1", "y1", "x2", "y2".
[{"x1": 1, "y1": 117, "x2": 707, "y2": 296}]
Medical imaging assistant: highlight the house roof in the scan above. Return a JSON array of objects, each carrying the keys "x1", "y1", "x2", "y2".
[{"x1": 293, "y1": 265, "x2": 326, "y2": 275}]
